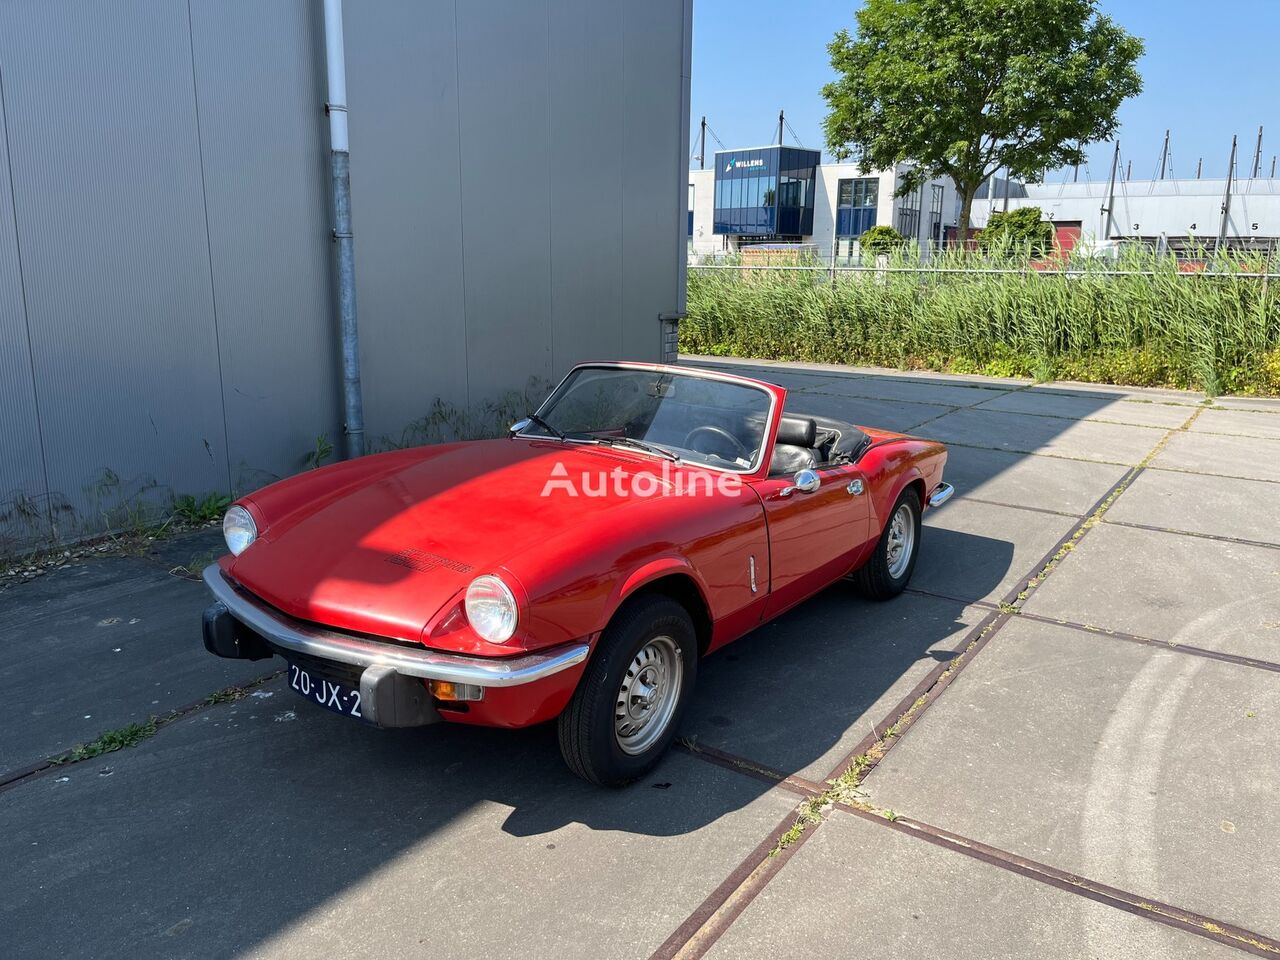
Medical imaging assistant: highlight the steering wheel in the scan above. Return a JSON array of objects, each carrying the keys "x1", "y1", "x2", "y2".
[{"x1": 684, "y1": 425, "x2": 749, "y2": 461}]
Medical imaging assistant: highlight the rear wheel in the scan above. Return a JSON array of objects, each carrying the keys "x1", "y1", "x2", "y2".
[
  {"x1": 855, "y1": 487, "x2": 921, "y2": 600},
  {"x1": 558, "y1": 594, "x2": 697, "y2": 786}
]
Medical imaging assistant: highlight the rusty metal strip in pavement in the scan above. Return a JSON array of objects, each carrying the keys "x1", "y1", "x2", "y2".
[
  {"x1": 1103, "y1": 518, "x2": 1280, "y2": 552},
  {"x1": 833, "y1": 804, "x2": 1280, "y2": 958},
  {"x1": 671, "y1": 740, "x2": 1280, "y2": 958},
  {"x1": 648, "y1": 808, "x2": 820, "y2": 960},
  {"x1": 1015, "y1": 610, "x2": 1280, "y2": 674},
  {"x1": 0, "y1": 669, "x2": 284, "y2": 794},
  {"x1": 653, "y1": 429, "x2": 1185, "y2": 960},
  {"x1": 675, "y1": 740, "x2": 824, "y2": 798}
]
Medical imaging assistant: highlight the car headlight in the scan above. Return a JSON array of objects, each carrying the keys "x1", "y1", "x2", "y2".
[
  {"x1": 465, "y1": 575, "x2": 518, "y2": 643},
  {"x1": 223, "y1": 505, "x2": 257, "y2": 556}
]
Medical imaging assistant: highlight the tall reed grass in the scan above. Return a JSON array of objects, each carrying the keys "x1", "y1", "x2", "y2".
[{"x1": 683, "y1": 245, "x2": 1280, "y2": 395}]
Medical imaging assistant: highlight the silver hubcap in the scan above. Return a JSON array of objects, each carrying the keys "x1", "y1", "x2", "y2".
[
  {"x1": 886, "y1": 502, "x2": 916, "y2": 579},
  {"x1": 615, "y1": 635, "x2": 684, "y2": 756}
]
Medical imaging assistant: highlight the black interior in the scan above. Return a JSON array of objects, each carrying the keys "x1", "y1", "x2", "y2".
[{"x1": 768, "y1": 413, "x2": 871, "y2": 477}]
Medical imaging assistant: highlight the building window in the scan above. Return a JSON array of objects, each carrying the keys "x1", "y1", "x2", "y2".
[
  {"x1": 929, "y1": 183, "x2": 944, "y2": 245},
  {"x1": 836, "y1": 177, "x2": 877, "y2": 237},
  {"x1": 896, "y1": 179, "x2": 922, "y2": 240}
]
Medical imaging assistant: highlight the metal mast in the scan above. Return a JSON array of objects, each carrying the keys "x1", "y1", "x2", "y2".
[{"x1": 1101, "y1": 143, "x2": 1120, "y2": 239}]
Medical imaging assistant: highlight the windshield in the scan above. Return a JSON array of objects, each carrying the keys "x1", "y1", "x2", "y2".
[{"x1": 524, "y1": 366, "x2": 774, "y2": 472}]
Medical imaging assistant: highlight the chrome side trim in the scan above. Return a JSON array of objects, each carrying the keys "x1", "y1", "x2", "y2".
[
  {"x1": 928, "y1": 482, "x2": 956, "y2": 508},
  {"x1": 202, "y1": 565, "x2": 589, "y2": 687}
]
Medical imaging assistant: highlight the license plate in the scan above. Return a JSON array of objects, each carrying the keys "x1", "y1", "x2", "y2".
[{"x1": 286, "y1": 660, "x2": 364, "y2": 720}]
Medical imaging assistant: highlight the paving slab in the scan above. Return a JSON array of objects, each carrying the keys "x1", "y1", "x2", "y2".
[
  {"x1": 1030, "y1": 380, "x2": 1205, "y2": 405},
  {"x1": 922, "y1": 408, "x2": 1167, "y2": 464},
  {"x1": 863, "y1": 618, "x2": 1280, "y2": 942},
  {"x1": 781, "y1": 391, "x2": 951, "y2": 434},
  {"x1": 1105, "y1": 469, "x2": 1280, "y2": 546},
  {"x1": 1190, "y1": 406, "x2": 1280, "y2": 439},
  {"x1": 681, "y1": 355, "x2": 1032, "y2": 388},
  {"x1": 792, "y1": 375, "x2": 1013, "y2": 408},
  {"x1": 0, "y1": 683, "x2": 800, "y2": 960},
  {"x1": 0, "y1": 555, "x2": 275, "y2": 775},
  {"x1": 708, "y1": 808, "x2": 1240, "y2": 960},
  {"x1": 683, "y1": 588, "x2": 986, "y2": 781},
  {"x1": 680, "y1": 358, "x2": 863, "y2": 390},
  {"x1": 916, "y1": 499, "x2": 1075, "y2": 604},
  {"x1": 975, "y1": 390, "x2": 1195, "y2": 429},
  {"x1": 1021, "y1": 523, "x2": 1280, "y2": 661},
  {"x1": 1210, "y1": 394, "x2": 1280, "y2": 412},
  {"x1": 1151, "y1": 431, "x2": 1280, "y2": 482},
  {"x1": 941, "y1": 444, "x2": 1127, "y2": 516}
]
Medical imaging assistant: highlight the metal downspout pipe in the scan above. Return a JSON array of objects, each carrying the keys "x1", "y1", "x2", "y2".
[{"x1": 323, "y1": 0, "x2": 365, "y2": 458}]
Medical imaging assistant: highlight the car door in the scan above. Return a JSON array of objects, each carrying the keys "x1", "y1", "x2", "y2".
[{"x1": 754, "y1": 463, "x2": 873, "y2": 619}]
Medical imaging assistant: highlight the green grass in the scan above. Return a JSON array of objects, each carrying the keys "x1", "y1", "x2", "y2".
[
  {"x1": 683, "y1": 247, "x2": 1280, "y2": 396},
  {"x1": 54, "y1": 718, "x2": 160, "y2": 764}
]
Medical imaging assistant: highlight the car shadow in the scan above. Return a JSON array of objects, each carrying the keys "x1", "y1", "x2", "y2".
[{"x1": 6, "y1": 362, "x2": 1131, "y2": 958}]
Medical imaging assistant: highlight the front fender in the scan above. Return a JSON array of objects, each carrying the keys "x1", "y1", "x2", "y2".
[{"x1": 607, "y1": 555, "x2": 712, "y2": 622}]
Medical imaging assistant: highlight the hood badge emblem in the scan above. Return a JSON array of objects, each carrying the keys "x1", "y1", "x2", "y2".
[
  {"x1": 386, "y1": 548, "x2": 474, "y2": 574},
  {"x1": 847, "y1": 479, "x2": 864, "y2": 496}
]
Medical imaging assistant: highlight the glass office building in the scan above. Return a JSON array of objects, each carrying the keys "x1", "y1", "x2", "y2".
[{"x1": 713, "y1": 146, "x2": 820, "y2": 240}]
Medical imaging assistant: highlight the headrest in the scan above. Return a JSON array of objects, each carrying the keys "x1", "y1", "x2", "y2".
[{"x1": 776, "y1": 415, "x2": 817, "y2": 447}]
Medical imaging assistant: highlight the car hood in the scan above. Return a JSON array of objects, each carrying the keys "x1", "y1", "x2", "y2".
[{"x1": 228, "y1": 439, "x2": 678, "y2": 644}]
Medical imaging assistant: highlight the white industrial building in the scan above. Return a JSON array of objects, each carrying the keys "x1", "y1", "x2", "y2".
[
  {"x1": 688, "y1": 149, "x2": 961, "y2": 260},
  {"x1": 972, "y1": 176, "x2": 1280, "y2": 256},
  {"x1": 690, "y1": 133, "x2": 1280, "y2": 260}
]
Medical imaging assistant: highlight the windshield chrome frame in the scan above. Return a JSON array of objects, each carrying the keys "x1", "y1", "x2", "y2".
[{"x1": 516, "y1": 361, "x2": 781, "y2": 476}]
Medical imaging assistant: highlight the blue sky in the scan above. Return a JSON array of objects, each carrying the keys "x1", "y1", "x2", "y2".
[{"x1": 691, "y1": 0, "x2": 1278, "y2": 181}]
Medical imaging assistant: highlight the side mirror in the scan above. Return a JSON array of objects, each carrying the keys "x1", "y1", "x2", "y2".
[
  {"x1": 792, "y1": 469, "x2": 821, "y2": 493},
  {"x1": 509, "y1": 419, "x2": 531, "y2": 435},
  {"x1": 781, "y1": 469, "x2": 821, "y2": 497}
]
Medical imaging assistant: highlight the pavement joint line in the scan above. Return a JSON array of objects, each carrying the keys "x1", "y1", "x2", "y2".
[
  {"x1": 791, "y1": 386, "x2": 968, "y2": 411},
  {"x1": 946, "y1": 494, "x2": 1082, "y2": 519},
  {"x1": 1145, "y1": 463, "x2": 1280, "y2": 486},
  {"x1": 1005, "y1": 407, "x2": 1204, "y2": 611},
  {"x1": 923, "y1": 438, "x2": 1137, "y2": 468},
  {"x1": 903, "y1": 585, "x2": 1002, "y2": 609},
  {"x1": 965, "y1": 401, "x2": 1211, "y2": 431},
  {"x1": 653, "y1": 415, "x2": 1196, "y2": 957},
  {"x1": 647, "y1": 804, "x2": 822, "y2": 960},
  {"x1": 676, "y1": 736, "x2": 1280, "y2": 958},
  {"x1": 894, "y1": 384, "x2": 1028, "y2": 433},
  {"x1": 1103, "y1": 517, "x2": 1280, "y2": 552},
  {"x1": 828, "y1": 804, "x2": 1280, "y2": 958},
  {"x1": 0, "y1": 668, "x2": 284, "y2": 794},
  {"x1": 674, "y1": 740, "x2": 824, "y2": 798},
  {"x1": 655, "y1": 608, "x2": 1005, "y2": 960},
  {"x1": 1014, "y1": 610, "x2": 1280, "y2": 675}
]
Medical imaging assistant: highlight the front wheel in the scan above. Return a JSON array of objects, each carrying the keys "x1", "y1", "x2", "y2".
[
  {"x1": 558, "y1": 594, "x2": 697, "y2": 786},
  {"x1": 854, "y1": 487, "x2": 922, "y2": 600}
]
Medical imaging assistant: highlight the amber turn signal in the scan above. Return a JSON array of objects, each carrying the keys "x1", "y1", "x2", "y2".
[{"x1": 428, "y1": 680, "x2": 485, "y2": 702}]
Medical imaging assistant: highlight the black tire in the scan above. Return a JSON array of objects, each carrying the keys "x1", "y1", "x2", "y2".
[
  {"x1": 558, "y1": 594, "x2": 697, "y2": 787},
  {"x1": 854, "y1": 486, "x2": 922, "y2": 601}
]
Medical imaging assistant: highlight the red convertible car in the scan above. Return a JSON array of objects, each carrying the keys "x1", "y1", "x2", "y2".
[{"x1": 202, "y1": 362, "x2": 952, "y2": 785}]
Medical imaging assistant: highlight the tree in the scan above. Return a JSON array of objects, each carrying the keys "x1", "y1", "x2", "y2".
[
  {"x1": 858, "y1": 225, "x2": 907, "y2": 257},
  {"x1": 977, "y1": 207, "x2": 1055, "y2": 256},
  {"x1": 822, "y1": 0, "x2": 1143, "y2": 243}
]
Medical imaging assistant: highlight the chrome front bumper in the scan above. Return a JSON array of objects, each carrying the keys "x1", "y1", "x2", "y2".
[{"x1": 201, "y1": 564, "x2": 590, "y2": 688}]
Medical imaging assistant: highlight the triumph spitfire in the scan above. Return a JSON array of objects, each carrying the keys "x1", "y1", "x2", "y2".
[{"x1": 201, "y1": 362, "x2": 952, "y2": 785}]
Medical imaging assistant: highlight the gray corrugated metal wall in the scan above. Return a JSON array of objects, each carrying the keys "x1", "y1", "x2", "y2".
[{"x1": 0, "y1": 0, "x2": 690, "y2": 550}]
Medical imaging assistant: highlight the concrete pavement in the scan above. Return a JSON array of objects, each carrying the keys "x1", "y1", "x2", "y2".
[{"x1": 3, "y1": 357, "x2": 1278, "y2": 959}]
